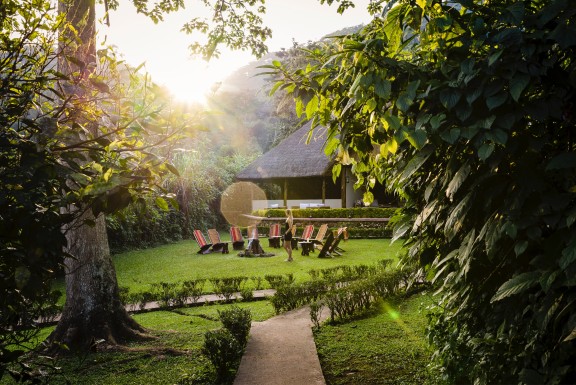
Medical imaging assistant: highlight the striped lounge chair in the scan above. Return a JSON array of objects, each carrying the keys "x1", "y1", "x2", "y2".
[
  {"x1": 230, "y1": 226, "x2": 245, "y2": 250},
  {"x1": 193, "y1": 230, "x2": 212, "y2": 254},
  {"x1": 297, "y1": 224, "x2": 315, "y2": 256},
  {"x1": 268, "y1": 223, "x2": 282, "y2": 248},
  {"x1": 207, "y1": 229, "x2": 229, "y2": 254}
]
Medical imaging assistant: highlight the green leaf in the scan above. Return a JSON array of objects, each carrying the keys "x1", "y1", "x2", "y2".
[
  {"x1": 430, "y1": 114, "x2": 446, "y2": 130},
  {"x1": 155, "y1": 197, "x2": 169, "y2": 211},
  {"x1": 486, "y1": 92, "x2": 507, "y2": 110},
  {"x1": 440, "y1": 128, "x2": 461, "y2": 144},
  {"x1": 295, "y1": 98, "x2": 304, "y2": 118},
  {"x1": 546, "y1": 153, "x2": 576, "y2": 170},
  {"x1": 488, "y1": 129, "x2": 508, "y2": 145},
  {"x1": 396, "y1": 93, "x2": 412, "y2": 112},
  {"x1": 466, "y1": 86, "x2": 483, "y2": 104},
  {"x1": 306, "y1": 95, "x2": 319, "y2": 119},
  {"x1": 564, "y1": 327, "x2": 576, "y2": 342},
  {"x1": 478, "y1": 143, "x2": 495, "y2": 160},
  {"x1": 375, "y1": 79, "x2": 391, "y2": 99},
  {"x1": 380, "y1": 138, "x2": 398, "y2": 157},
  {"x1": 384, "y1": 114, "x2": 401, "y2": 131},
  {"x1": 491, "y1": 271, "x2": 541, "y2": 302},
  {"x1": 560, "y1": 239, "x2": 576, "y2": 270},
  {"x1": 514, "y1": 240, "x2": 528, "y2": 256},
  {"x1": 400, "y1": 145, "x2": 433, "y2": 183},
  {"x1": 488, "y1": 50, "x2": 503, "y2": 66},
  {"x1": 439, "y1": 89, "x2": 461, "y2": 110},
  {"x1": 364, "y1": 98, "x2": 377, "y2": 113},
  {"x1": 165, "y1": 162, "x2": 180, "y2": 177},
  {"x1": 403, "y1": 129, "x2": 427, "y2": 149},
  {"x1": 509, "y1": 73, "x2": 530, "y2": 102},
  {"x1": 446, "y1": 162, "x2": 471, "y2": 199}
]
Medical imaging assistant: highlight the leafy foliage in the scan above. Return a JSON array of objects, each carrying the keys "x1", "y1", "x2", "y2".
[
  {"x1": 270, "y1": 0, "x2": 576, "y2": 383},
  {"x1": 0, "y1": 0, "x2": 196, "y2": 378}
]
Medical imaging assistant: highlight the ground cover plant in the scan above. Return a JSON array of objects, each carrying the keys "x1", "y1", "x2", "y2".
[{"x1": 315, "y1": 293, "x2": 436, "y2": 385}]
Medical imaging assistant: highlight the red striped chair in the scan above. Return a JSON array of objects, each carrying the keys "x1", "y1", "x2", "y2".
[
  {"x1": 268, "y1": 223, "x2": 282, "y2": 248},
  {"x1": 297, "y1": 225, "x2": 315, "y2": 256},
  {"x1": 229, "y1": 226, "x2": 245, "y2": 250},
  {"x1": 193, "y1": 230, "x2": 212, "y2": 254}
]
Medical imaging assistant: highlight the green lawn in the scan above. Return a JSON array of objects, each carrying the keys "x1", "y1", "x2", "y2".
[
  {"x1": 4, "y1": 239, "x2": 438, "y2": 385},
  {"x1": 54, "y1": 238, "x2": 405, "y2": 295},
  {"x1": 315, "y1": 293, "x2": 437, "y2": 385}
]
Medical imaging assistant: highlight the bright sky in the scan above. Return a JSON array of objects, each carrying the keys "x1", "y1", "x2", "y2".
[{"x1": 97, "y1": 0, "x2": 373, "y2": 104}]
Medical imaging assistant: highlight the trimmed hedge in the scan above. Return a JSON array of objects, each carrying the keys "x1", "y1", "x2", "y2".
[
  {"x1": 254, "y1": 207, "x2": 399, "y2": 219},
  {"x1": 251, "y1": 207, "x2": 399, "y2": 239}
]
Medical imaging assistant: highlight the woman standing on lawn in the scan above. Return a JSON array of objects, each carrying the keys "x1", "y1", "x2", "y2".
[{"x1": 284, "y1": 209, "x2": 294, "y2": 262}]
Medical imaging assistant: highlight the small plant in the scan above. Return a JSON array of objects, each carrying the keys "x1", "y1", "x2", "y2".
[
  {"x1": 310, "y1": 300, "x2": 324, "y2": 330},
  {"x1": 210, "y1": 277, "x2": 247, "y2": 302},
  {"x1": 151, "y1": 282, "x2": 178, "y2": 308},
  {"x1": 202, "y1": 329, "x2": 243, "y2": 383},
  {"x1": 137, "y1": 291, "x2": 155, "y2": 311},
  {"x1": 264, "y1": 273, "x2": 294, "y2": 289},
  {"x1": 118, "y1": 286, "x2": 131, "y2": 305},
  {"x1": 240, "y1": 288, "x2": 254, "y2": 302},
  {"x1": 250, "y1": 276, "x2": 264, "y2": 290},
  {"x1": 178, "y1": 279, "x2": 205, "y2": 306},
  {"x1": 218, "y1": 306, "x2": 252, "y2": 348}
]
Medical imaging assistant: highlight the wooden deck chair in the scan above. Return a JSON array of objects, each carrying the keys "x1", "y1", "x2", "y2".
[
  {"x1": 328, "y1": 228, "x2": 346, "y2": 256},
  {"x1": 229, "y1": 226, "x2": 245, "y2": 250},
  {"x1": 334, "y1": 227, "x2": 348, "y2": 253},
  {"x1": 247, "y1": 225, "x2": 259, "y2": 240},
  {"x1": 193, "y1": 230, "x2": 212, "y2": 254},
  {"x1": 317, "y1": 231, "x2": 335, "y2": 258},
  {"x1": 312, "y1": 224, "x2": 329, "y2": 250},
  {"x1": 207, "y1": 229, "x2": 229, "y2": 253},
  {"x1": 297, "y1": 224, "x2": 315, "y2": 256},
  {"x1": 290, "y1": 225, "x2": 298, "y2": 249},
  {"x1": 299, "y1": 224, "x2": 315, "y2": 242},
  {"x1": 268, "y1": 223, "x2": 282, "y2": 248}
]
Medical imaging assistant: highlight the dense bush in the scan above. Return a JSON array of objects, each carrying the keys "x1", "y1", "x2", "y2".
[
  {"x1": 218, "y1": 307, "x2": 252, "y2": 348},
  {"x1": 202, "y1": 329, "x2": 243, "y2": 383},
  {"x1": 202, "y1": 306, "x2": 252, "y2": 384},
  {"x1": 106, "y1": 205, "x2": 186, "y2": 253},
  {"x1": 274, "y1": 0, "x2": 576, "y2": 381},
  {"x1": 270, "y1": 260, "x2": 408, "y2": 320}
]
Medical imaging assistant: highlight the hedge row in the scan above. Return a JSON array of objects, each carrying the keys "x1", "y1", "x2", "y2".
[
  {"x1": 251, "y1": 207, "x2": 399, "y2": 239},
  {"x1": 255, "y1": 207, "x2": 399, "y2": 219}
]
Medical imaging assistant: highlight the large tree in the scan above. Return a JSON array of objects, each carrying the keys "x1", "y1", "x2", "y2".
[{"x1": 269, "y1": 0, "x2": 576, "y2": 383}]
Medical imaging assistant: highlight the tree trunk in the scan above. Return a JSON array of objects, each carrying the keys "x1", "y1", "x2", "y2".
[
  {"x1": 49, "y1": 211, "x2": 147, "y2": 352},
  {"x1": 48, "y1": 0, "x2": 147, "y2": 353}
]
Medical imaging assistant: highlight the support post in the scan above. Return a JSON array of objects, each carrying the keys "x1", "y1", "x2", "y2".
[
  {"x1": 283, "y1": 179, "x2": 288, "y2": 208},
  {"x1": 341, "y1": 169, "x2": 347, "y2": 208}
]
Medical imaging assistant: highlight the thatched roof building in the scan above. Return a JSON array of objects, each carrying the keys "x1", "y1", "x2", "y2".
[
  {"x1": 236, "y1": 121, "x2": 358, "y2": 209},
  {"x1": 236, "y1": 121, "x2": 333, "y2": 180}
]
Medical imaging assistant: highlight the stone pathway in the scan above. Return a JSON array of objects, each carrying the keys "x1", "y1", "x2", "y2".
[{"x1": 234, "y1": 306, "x2": 327, "y2": 385}]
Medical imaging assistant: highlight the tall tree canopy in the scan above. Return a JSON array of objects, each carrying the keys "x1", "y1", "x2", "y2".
[{"x1": 269, "y1": 0, "x2": 576, "y2": 383}]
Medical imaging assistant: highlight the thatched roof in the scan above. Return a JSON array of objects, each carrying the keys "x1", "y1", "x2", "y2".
[{"x1": 236, "y1": 121, "x2": 334, "y2": 180}]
